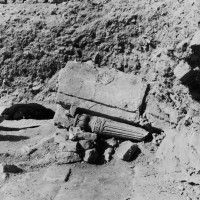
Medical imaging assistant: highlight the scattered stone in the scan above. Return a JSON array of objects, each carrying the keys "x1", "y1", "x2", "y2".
[
  {"x1": 0, "y1": 164, "x2": 23, "y2": 174},
  {"x1": 79, "y1": 140, "x2": 94, "y2": 150},
  {"x1": 54, "y1": 104, "x2": 73, "y2": 128},
  {"x1": 59, "y1": 141, "x2": 78, "y2": 152},
  {"x1": 105, "y1": 138, "x2": 118, "y2": 147},
  {"x1": 43, "y1": 165, "x2": 71, "y2": 182},
  {"x1": 173, "y1": 61, "x2": 193, "y2": 83},
  {"x1": 190, "y1": 30, "x2": 200, "y2": 47},
  {"x1": 69, "y1": 127, "x2": 97, "y2": 141},
  {"x1": 115, "y1": 141, "x2": 138, "y2": 161},
  {"x1": 104, "y1": 147, "x2": 114, "y2": 162},
  {"x1": 56, "y1": 152, "x2": 81, "y2": 164},
  {"x1": 84, "y1": 148, "x2": 98, "y2": 163},
  {"x1": 54, "y1": 128, "x2": 69, "y2": 144}
]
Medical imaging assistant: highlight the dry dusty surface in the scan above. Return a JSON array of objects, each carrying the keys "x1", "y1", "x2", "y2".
[
  {"x1": 0, "y1": 118, "x2": 196, "y2": 200},
  {"x1": 1, "y1": 0, "x2": 200, "y2": 199}
]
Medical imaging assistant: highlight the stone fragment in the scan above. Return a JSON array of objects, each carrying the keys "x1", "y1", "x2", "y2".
[
  {"x1": 84, "y1": 148, "x2": 98, "y2": 163},
  {"x1": 115, "y1": 141, "x2": 138, "y2": 161},
  {"x1": 54, "y1": 104, "x2": 73, "y2": 128},
  {"x1": 69, "y1": 127, "x2": 97, "y2": 141},
  {"x1": 104, "y1": 147, "x2": 114, "y2": 162},
  {"x1": 56, "y1": 152, "x2": 81, "y2": 164},
  {"x1": 145, "y1": 97, "x2": 170, "y2": 130},
  {"x1": 59, "y1": 141, "x2": 78, "y2": 152},
  {"x1": 56, "y1": 61, "x2": 148, "y2": 123},
  {"x1": 88, "y1": 116, "x2": 148, "y2": 141},
  {"x1": 105, "y1": 138, "x2": 118, "y2": 147},
  {"x1": 79, "y1": 140, "x2": 94, "y2": 150},
  {"x1": 0, "y1": 164, "x2": 23, "y2": 173},
  {"x1": 190, "y1": 30, "x2": 200, "y2": 47},
  {"x1": 173, "y1": 61, "x2": 194, "y2": 83},
  {"x1": 43, "y1": 165, "x2": 71, "y2": 182},
  {"x1": 54, "y1": 128, "x2": 69, "y2": 144}
]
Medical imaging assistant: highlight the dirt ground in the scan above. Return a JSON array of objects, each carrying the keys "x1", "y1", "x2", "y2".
[
  {"x1": 0, "y1": 116, "x2": 194, "y2": 200},
  {"x1": 0, "y1": 0, "x2": 200, "y2": 199}
]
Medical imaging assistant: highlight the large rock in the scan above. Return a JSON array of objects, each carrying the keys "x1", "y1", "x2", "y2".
[
  {"x1": 115, "y1": 141, "x2": 138, "y2": 161},
  {"x1": 56, "y1": 61, "x2": 149, "y2": 123},
  {"x1": 145, "y1": 97, "x2": 170, "y2": 130},
  {"x1": 59, "y1": 141, "x2": 78, "y2": 152},
  {"x1": 190, "y1": 30, "x2": 200, "y2": 47},
  {"x1": 173, "y1": 61, "x2": 195, "y2": 85},
  {"x1": 84, "y1": 149, "x2": 98, "y2": 163},
  {"x1": 69, "y1": 127, "x2": 97, "y2": 141},
  {"x1": 79, "y1": 140, "x2": 94, "y2": 151}
]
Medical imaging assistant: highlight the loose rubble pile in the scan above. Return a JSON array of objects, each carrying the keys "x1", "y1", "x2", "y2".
[{"x1": 52, "y1": 61, "x2": 148, "y2": 164}]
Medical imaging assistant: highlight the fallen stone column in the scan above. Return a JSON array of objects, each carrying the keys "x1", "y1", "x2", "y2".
[{"x1": 74, "y1": 114, "x2": 148, "y2": 141}]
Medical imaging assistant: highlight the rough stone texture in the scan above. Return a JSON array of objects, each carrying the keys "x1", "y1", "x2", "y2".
[
  {"x1": 43, "y1": 165, "x2": 71, "y2": 182},
  {"x1": 105, "y1": 138, "x2": 118, "y2": 148},
  {"x1": 0, "y1": 0, "x2": 199, "y2": 176},
  {"x1": 56, "y1": 61, "x2": 148, "y2": 123},
  {"x1": 79, "y1": 140, "x2": 94, "y2": 151},
  {"x1": 59, "y1": 141, "x2": 78, "y2": 152},
  {"x1": 0, "y1": 164, "x2": 23, "y2": 174},
  {"x1": 115, "y1": 141, "x2": 138, "y2": 161},
  {"x1": 54, "y1": 128, "x2": 69, "y2": 144},
  {"x1": 69, "y1": 127, "x2": 97, "y2": 141},
  {"x1": 54, "y1": 104, "x2": 73, "y2": 128},
  {"x1": 84, "y1": 148, "x2": 98, "y2": 163},
  {"x1": 174, "y1": 61, "x2": 192, "y2": 81},
  {"x1": 104, "y1": 147, "x2": 114, "y2": 162},
  {"x1": 190, "y1": 30, "x2": 200, "y2": 47},
  {"x1": 56, "y1": 152, "x2": 81, "y2": 164}
]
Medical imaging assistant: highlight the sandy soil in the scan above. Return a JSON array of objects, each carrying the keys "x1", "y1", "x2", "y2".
[{"x1": 0, "y1": 118, "x2": 192, "y2": 200}]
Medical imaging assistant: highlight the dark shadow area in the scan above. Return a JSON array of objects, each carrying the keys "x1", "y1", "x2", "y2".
[
  {"x1": 1, "y1": 103, "x2": 55, "y2": 120},
  {"x1": 0, "y1": 134, "x2": 29, "y2": 141},
  {"x1": 129, "y1": 148, "x2": 141, "y2": 161},
  {"x1": 77, "y1": 107, "x2": 142, "y2": 128},
  {"x1": 0, "y1": 125, "x2": 39, "y2": 131},
  {"x1": 183, "y1": 44, "x2": 200, "y2": 101}
]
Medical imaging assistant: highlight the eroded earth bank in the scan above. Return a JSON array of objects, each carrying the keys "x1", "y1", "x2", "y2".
[{"x1": 0, "y1": 0, "x2": 200, "y2": 199}]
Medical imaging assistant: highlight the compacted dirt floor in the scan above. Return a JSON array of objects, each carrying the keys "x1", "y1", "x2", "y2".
[{"x1": 0, "y1": 108, "x2": 192, "y2": 200}]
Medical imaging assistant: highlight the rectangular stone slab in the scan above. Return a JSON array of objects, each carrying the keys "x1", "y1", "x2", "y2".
[{"x1": 57, "y1": 61, "x2": 148, "y2": 123}]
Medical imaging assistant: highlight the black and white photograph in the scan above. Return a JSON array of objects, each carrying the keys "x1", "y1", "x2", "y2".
[{"x1": 0, "y1": 0, "x2": 200, "y2": 199}]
